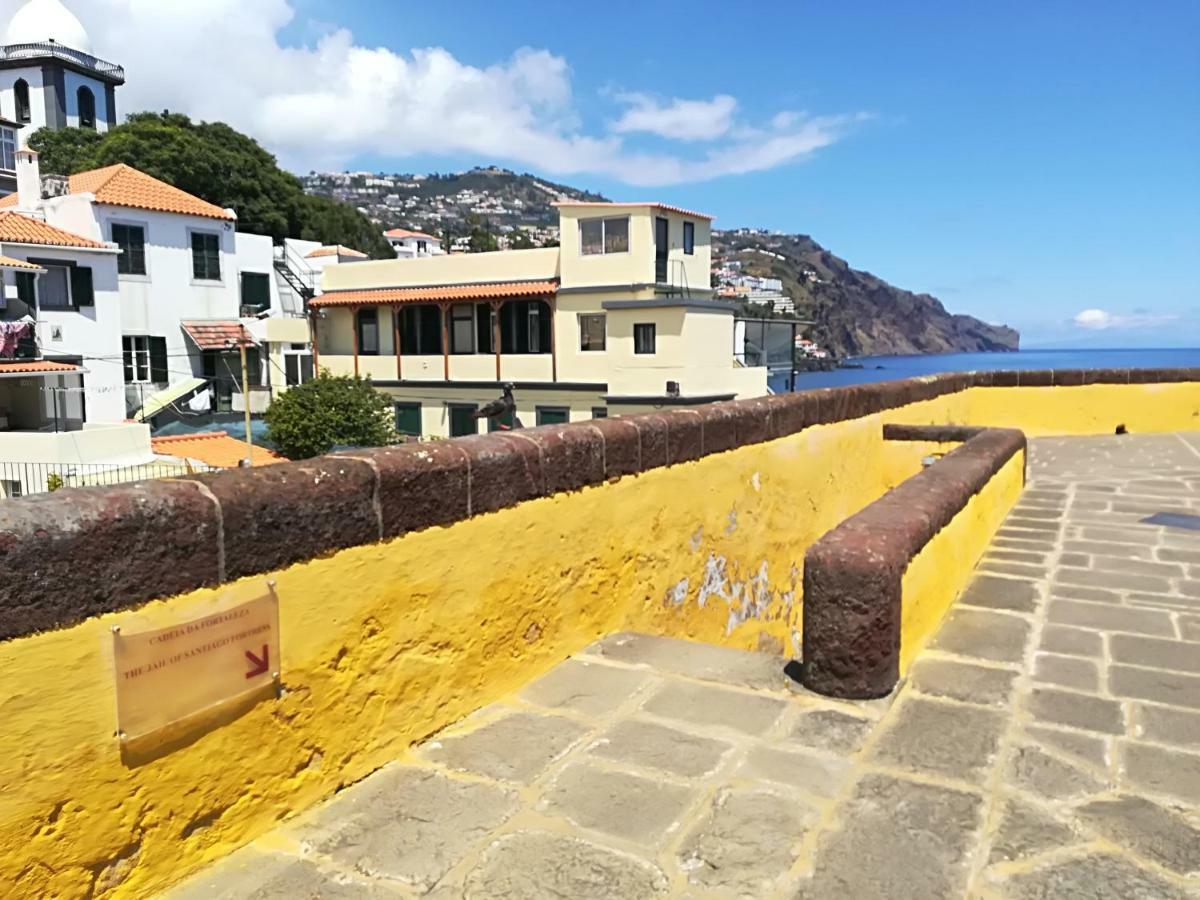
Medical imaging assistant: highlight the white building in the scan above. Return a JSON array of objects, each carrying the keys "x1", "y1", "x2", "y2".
[{"x1": 384, "y1": 227, "x2": 445, "y2": 259}]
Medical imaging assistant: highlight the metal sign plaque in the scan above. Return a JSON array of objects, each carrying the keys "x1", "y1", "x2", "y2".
[{"x1": 112, "y1": 590, "x2": 280, "y2": 741}]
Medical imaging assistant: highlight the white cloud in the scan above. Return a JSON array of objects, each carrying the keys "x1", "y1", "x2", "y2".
[
  {"x1": 1072, "y1": 308, "x2": 1178, "y2": 330},
  {"x1": 10, "y1": 0, "x2": 867, "y2": 185},
  {"x1": 611, "y1": 93, "x2": 738, "y2": 141}
]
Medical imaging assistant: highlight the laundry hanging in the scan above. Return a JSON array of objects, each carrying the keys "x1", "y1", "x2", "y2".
[{"x1": 0, "y1": 320, "x2": 32, "y2": 359}]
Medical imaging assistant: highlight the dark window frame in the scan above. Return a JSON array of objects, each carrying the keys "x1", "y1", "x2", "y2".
[
  {"x1": 356, "y1": 307, "x2": 380, "y2": 356},
  {"x1": 449, "y1": 302, "x2": 475, "y2": 355},
  {"x1": 77, "y1": 85, "x2": 96, "y2": 130},
  {"x1": 579, "y1": 216, "x2": 630, "y2": 256},
  {"x1": 447, "y1": 402, "x2": 479, "y2": 437},
  {"x1": 591, "y1": 407, "x2": 608, "y2": 419},
  {"x1": 13, "y1": 78, "x2": 30, "y2": 123},
  {"x1": 394, "y1": 402, "x2": 422, "y2": 436},
  {"x1": 683, "y1": 221, "x2": 695, "y2": 255},
  {"x1": 240, "y1": 271, "x2": 271, "y2": 313},
  {"x1": 579, "y1": 313, "x2": 606, "y2": 351},
  {"x1": 112, "y1": 222, "x2": 147, "y2": 276},
  {"x1": 536, "y1": 406, "x2": 570, "y2": 426},
  {"x1": 190, "y1": 231, "x2": 222, "y2": 282},
  {"x1": 634, "y1": 322, "x2": 657, "y2": 355}
]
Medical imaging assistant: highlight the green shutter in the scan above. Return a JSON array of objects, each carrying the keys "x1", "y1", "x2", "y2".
[
  {"x1": 394, "y1": 403, "x2": 422, "y2": 436},
  {"x1": 70, "y1": 266, "x2": 94, "y2": 307},
  {"x1": 149, "y1": 337, "x2": 168, "y2": 383},
  {"x1": 15, "y1": 271, "x2": 35, "y2": 305}
]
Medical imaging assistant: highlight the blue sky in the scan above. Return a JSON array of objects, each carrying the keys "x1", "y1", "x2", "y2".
[{"x1": 71, "y1": 0, "x2": 1199, "y2": 348}]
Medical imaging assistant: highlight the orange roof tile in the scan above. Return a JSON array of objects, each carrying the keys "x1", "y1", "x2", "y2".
[
  {"x1": 0, "y1": 211, "x2": 109, "y2": 249},
  {"x1": 310, "y1": 279, "x2": 559, "y2": 308},
  {"x1": 152, "y1": 431, "x2": 283, "y2": 468},
  {"x1": 384, "y1": 228, "x2": 440, "y2": 241},
  {"x1": 181, "y1": 321, "x2": 256, "y2": 350},
  {"x1": 552, "y1": 200, "x2": 714, "y2": 221},
  {"x1": 0, "y1": 255, "x2": 45, "y2": 271},
  {"x1": 0, "y1": 164, "x2": 235, "y2": 220},
  {"x1": 306, "y1": 244, "x2": 368, "y2": 259},
  {"x1": 0, "y1": 359, "x2": 82, "y2": 375}
]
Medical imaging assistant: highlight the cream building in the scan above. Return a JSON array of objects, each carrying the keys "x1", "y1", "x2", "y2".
[{"x1": 311, "y1": 202, "x2": 767, "y2": 437}]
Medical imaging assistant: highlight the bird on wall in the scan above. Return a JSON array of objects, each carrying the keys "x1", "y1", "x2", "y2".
[{"x1": 474, "y1": 383, "x2": 517, "y2": 429}]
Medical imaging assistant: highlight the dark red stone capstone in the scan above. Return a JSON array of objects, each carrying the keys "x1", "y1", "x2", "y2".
[
  {"x1": 589, "y1": 416, "x2": 641, "y2": 479},
  {"x1": 518, "y1": 423, "x2": 605, "y2": 494},
  {"x1": 697, "y1": 404, "x2": 738, "y2": 455},
  {"x1": 456, "y1": 432, "x2": 544, "y2": 515},
  {"x1": 337, "y1": 442, "x2": 469, "y2": 540},
  {"x1": 662, "y1": 409, "x2": 703, "y2": 464}
]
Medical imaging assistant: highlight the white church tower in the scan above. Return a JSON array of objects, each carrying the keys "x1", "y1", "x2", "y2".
[{"x1": 0, "y1": 0, "x2": 123, "y2": 133}]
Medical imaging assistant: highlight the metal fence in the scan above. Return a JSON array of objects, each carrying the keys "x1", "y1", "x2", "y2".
[{"x1": 0, "y1": 460, "x2": 214, "y2": 500}]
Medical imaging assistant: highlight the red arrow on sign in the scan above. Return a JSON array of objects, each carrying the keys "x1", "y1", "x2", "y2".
[{"x1": 245, "y1": 645, "x2": 270, "y2": 679}]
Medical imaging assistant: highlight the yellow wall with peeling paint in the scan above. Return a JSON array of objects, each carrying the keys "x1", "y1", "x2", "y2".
[{"x1": 898, "y1": 449, "x2": 1027, "y2": 674}]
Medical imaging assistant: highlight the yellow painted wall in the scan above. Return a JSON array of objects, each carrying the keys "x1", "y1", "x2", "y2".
[
  {"x1": 0, "y1": 410, "x2": 932, "y2": 899},
  {"x1": 965, "y1": 383, "x2": 1200, "y2": 435},
  {"x1": 320, "y1": 247, "x2": 559, "y2": 292},
  {"x1": 898, "y1": 449, "x2": 1027, "y2": 673}
]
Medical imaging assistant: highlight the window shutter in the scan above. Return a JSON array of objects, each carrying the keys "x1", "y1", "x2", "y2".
[
  {"x1": 300, "y1": 355, "x2": 314, "y2": 382},
  {"x1": 70, "y1": 266, "x2": 94, "y2": 307},
  {"x1": 15, "y1": 271, "x2": 35, "y2": 305},
  {"x1": 149, "y1": 337, "x2": 168, "y2": 383}
]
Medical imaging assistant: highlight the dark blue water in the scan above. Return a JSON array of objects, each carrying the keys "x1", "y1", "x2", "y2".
[{"x1": 770, "y1": 348, "x2": 1200, "y2": 392}]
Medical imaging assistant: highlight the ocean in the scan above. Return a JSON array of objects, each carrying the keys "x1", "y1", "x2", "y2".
[{"x1": 770, "y1": 348, "x2": 1200, "y2": 393}]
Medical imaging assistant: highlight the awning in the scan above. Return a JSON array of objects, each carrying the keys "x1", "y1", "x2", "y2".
[
  {"x1": 132, "y1": 376, "x2": 207, "y2": 422},
  {"x1": 182, "y1": 321, "x2": 257, "y2": 350},
  {"x1": 0, "y1": 255, "x2": 45, "y2": 273},
  {"x1": 0, "y1": 359, "x2": 83, "y2": 378},
  {"x1": 309, "y1": 279, "x2": 559, "y2": 309}
]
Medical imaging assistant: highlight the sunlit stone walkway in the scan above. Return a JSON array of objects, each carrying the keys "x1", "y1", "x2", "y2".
[{"x1": 167, "y1": 434, "x2": 1200, "y2": 899}]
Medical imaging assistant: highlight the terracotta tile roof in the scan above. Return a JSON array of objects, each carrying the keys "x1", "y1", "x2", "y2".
[
  {"x1": 384, "y1": 228, "x2": 440, "y2": 241},
  {"x1": 310, "y1": 279, "x2": 559, "y2": 308},
  {"x1": 0, "y1": 164, "x2": 235, "y2": 220},
  {"x1": 152, "y1": 431, "x2": 283, "y2": 468},
  {"x1": 181, "y1": 321, "x2": 256, "y2": 350},
  {"x1": 0, "y1": 255, "x2": 45, "y2": 271},
  {"x1": 306, "y1": 244, "x2": 368, "y2": 259},
  {"x1": 0, "y1": 211, "x2": 109, "y2": 248},
  {"x1": 552, "y1": 200, "x2": 714, "y2": 221},
  {"x1": 0, "y1": 359, "x2": 82, "y2": 374}
]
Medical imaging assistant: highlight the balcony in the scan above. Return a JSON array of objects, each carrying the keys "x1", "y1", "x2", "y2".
[
  {"x1": 0, "y1": 41, "x2": 125, "y2": 83},
  {"x1": 321, "y1": 352, "x2": 554, "y2": 383}
]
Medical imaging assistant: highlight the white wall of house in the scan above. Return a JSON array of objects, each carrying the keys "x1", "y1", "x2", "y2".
[
  {"x1": 0, "y1": 66, "x2": 46, "y2": 132},
  {"x1": 388, "y1": 235, "x2": 444, "y2": 258}
]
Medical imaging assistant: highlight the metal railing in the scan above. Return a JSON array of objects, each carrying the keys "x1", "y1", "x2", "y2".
[
  {"x1": 0, "y1": 41, "x2": 125, "y2": 81},
  {"x1": 0, "y1": 459, "x2": 214, "y2": 499}
]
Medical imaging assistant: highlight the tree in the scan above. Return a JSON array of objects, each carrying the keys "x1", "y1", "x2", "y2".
[
  {"x1": 264, "y1": 372, "x2": 396, "y2": 460},
  {"x1": 508, "y1": 230, "x2": 535, "y2": 250},
  {"x1": 28, "y1": 112, "x2": 394, "y2": 258}
]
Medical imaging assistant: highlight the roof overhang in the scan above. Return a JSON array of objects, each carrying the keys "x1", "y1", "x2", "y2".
[
  {"x1": 310, "y1": 279, "x2": 559, "y2": 309},
  {"x1": 181, "y1": 321, "x2": 258, "y2": 351},
  {"x1": 0, "y1": 360, "x2": 83, "y2": 379}
]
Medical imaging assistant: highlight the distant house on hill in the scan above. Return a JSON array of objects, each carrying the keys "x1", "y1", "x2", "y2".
[{"x1": 384, "y1": 227, "x2": 445, "y2": 259}]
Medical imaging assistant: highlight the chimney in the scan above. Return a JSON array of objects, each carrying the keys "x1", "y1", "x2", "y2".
[{"x1": 15, "y1": 146, "x2": 40, "y2": 212}]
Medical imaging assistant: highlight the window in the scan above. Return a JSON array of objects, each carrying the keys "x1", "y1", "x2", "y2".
[
  {"x1": 15, "y1": 271, "x2": 34, "y2": 306},
  {"x1": 13, "y1": 79, "x2": 29, "y2": 123},
  {"x1": 417, "y1": 240, "x2": 427, "y2": 253},
  {"x1": 592, "y1": 407, "x2": 608, "y2": 419},
  {"x1": 476, "y1": 303, "x2": 494, "y2": 354},
  {"x1": 634, "y1": 323, "x2": 657, "y2": 355},
  {"x1": 536, "y1": 407, "x2": 570, "y2": 426},
  {"x1": 19, "y1": 261, "x2": 93, "y2": 309},
  {"x1": 112, "y1": 224, "x2": 146, "y2": 276},
  {"x1": 241, "y1": 272, "x2": 271, "y2": 313},
  {"x1": 284, "y1": 353, "x2": 313, "y2": 386},
  {"x1": 0, "y1": 126, "x2": 15, "y2": 172},
  {"x1": 448, "y1": 403, "x2": 478, "y2": 437},
  {"x1": 498, "y1": 300, "x2": 551, "y2": 354},
  {"x1": 1, "y1": 480, "x2": 22, "y2": 499},
  {"x1": 38, "y1": 265, "x2": 71, "y2": 309},
  {"x1": 683, "y1": 221, "x2": 695, "y2": 255},
  {"x1": 450, "y1": 303, "x2": 474, "y2": 354},
  {"x1": 191, "y1": 232, "x2": 221, "y2": 281},
  {"x1": 400, "y1": 304, "x2": 443, "y2": 355},
  {"x1": 356, "y1": 308, "x2": 379, "y2": 355},
  {"x1": 579, "y1": 217, "x2": 629, "y2": 255},
  {"x1": 579, "y1": 313, "x2": 606, "y2": 351},
  {"x1": 77, "y1": 86, "x2": 96, "y2": 130},
  {"x1": 394, "y1": 402, "x2": 422, "y2": 436},
  {"x1": 122, "y1": 336, "x2": 167, "y2": 384}
]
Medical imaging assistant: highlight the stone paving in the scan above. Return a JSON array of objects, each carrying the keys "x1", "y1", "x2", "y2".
[{"x1": 166, "y1": 433, "x2": 1200, "y2": 899}]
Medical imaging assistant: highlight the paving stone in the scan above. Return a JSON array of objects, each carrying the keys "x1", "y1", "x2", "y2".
[
  {"x1": 1008, "y1": 745, "x2": 1108, "y2": 800},
  {"x1": 1110, "y1": 634, "x2": 1200, "y2": 674},
  {"x1": 798, "y1": 774, "x2": 982, "y2": 900},
  {"x1": 587, "y1": 632, "x2": 787, "y2": 691},
  {"x1": 1080, "y1": 526, "x2": 1160, "y2": 546},
  {"x1": 959, "y1": 576, "x2": 1040, "y2": 613},
  {"x1": 165, "y1": 851, "x2": 404, "y2": 900},
  {"x1": 1049, "y1": 584, "x2": 1123, "y2": 605},
  {"x1": 1033, "y1": 654, "x2": 1100, "y2": 692},
  {"x1": 788, "y1": 708, "x2": 875, "y2": 754},
  {"x1": 986, "y1": 548, "x2": 1050, "y2": 566},
  {"x1": 1039, "y1": 625, "x2": 1103, "y2": 658},
  {"x1": 295, "y1": 767, "x2": 519, "y2": 891},
  {"x1": 679, "y1": 788, "x2": 814, "y2": 894},
  {"x1": 1134, "y1": 704, "x2": 1200, "y2": 748},
  {"x1": 1046, "y1": 599, "x2": 1175, "y2": 637},
  {"x1": 1122, "y1": 742, "x2": 1200, "y2": 804},
  {"x1": 929, "y1": 608, "x2": 1031, "y2": 663},
  {"x1": 1126, "y1": 592, "x2": 1200, "y2": 612},
  {"x1": 1182, "y1": 616, "x2": 1200, "y2": 642},
  {"x1": 1025, "y1": 726, "x2": 1109, "y2": 769},
  {"x1": 1055, "y1": 568, "x2": 1173, "y2": 594},
  {"x1": 1058, "y1": 552, "x2": 1090, "y2": 568},
  {"x1": 1110, "y1": 666, "x2": 1200, "y2": 710},
  {"x1": 869, "y1": 696, "x2": 1006, "y2": 784},
  {"x1": 1093, "y1": 556, "x2": 1187, "y2": 579},
  {"x1": 520, "y1": 658, "x2": 652, "y2": 716},
  {"x1": 991, "y1": 852, "x2": 1192, "y2": 900},
  {"x1": 642, "y1": 681, "x2": 786, "y2": 736},
  {"x1": 908, "y1": 658, "x2": 1018, "y2": 707},
  {"x1": 539, "y1": 763, "x2": 696, "y2": 843},
  {"x1": 737, "y1": 746, "x2": 852, "y2": 798},
  {"x1": 1002, "y1": 517, "x2": 1061, "y2": 534},
  {"x1": 587, "y1": 719, "x2": 732, "y2": 778},
  {"x1": 980, "y1": 561, "x2": 1049, "y2": 580},
  {"x1": 1065, "y1": 540, "x2": 1154, "y2": 560},
  {"x1": 463, "y1": 831, "x2": 668, "y2": 899},
  {"x1": 1076, "y1": 795, "x2": 1200, "y2": 876},
  {"x1": 986, "y1": 796, "x2": 1079, "y2": 865},
  {"x1": 420, "y1": 711, "x2": 588, "y2": 784},
  {"x1": 1159, "y1": 547, "x2": 1200, "y2": 565},
  {"x1": 994, "y1": 535, "x2": 1058, "y2": 552},
  {"x1": 1026, "y1": 687, "x2": 1124, "y2": 735}
]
